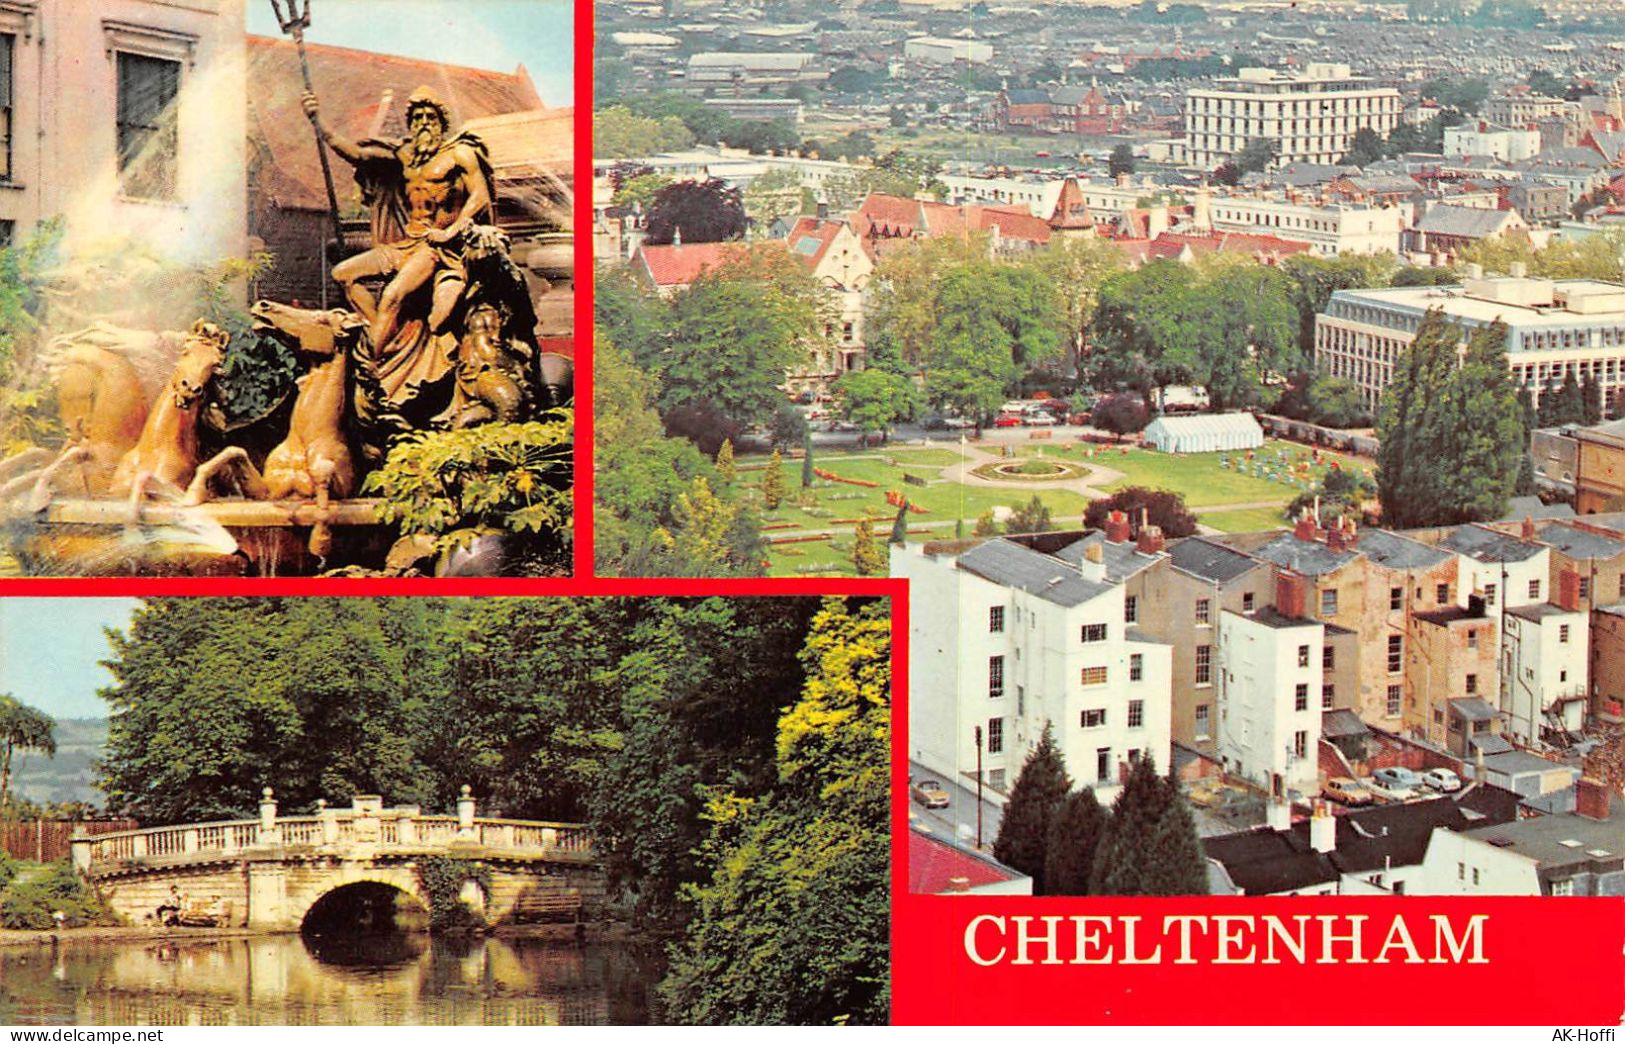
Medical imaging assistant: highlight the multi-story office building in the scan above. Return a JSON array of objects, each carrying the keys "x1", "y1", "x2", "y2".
[
  {"x1": 1481, "y1": 93, "x2": 1569, "y2": 128},
  {"x1": 1184, "y1": 64, "x2": 1401, "y2": 171},
  {"x1": 1315, "y1": 272, "x2": 1625, "y2": 415},
  {"x1": 894, "y1": 534, "x2": 1172, "y2": 805}
]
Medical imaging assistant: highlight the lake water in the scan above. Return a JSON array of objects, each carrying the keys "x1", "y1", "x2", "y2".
[{"x1": 0, "y1": 933, "x2": 668, "y2": 1026}]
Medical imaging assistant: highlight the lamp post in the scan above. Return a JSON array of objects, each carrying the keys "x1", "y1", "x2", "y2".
[{"x1": 974, "y1": 724, "x2": 984, "y2": 849}]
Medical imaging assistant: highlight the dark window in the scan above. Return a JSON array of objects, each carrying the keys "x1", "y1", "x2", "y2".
[
  {"x1": 1387, "y1": 634, "x2": 1402, "y2": 673},
  {"x1": 1390, "y1": 586, "x2": 1402, "y2": 610},
  {"x1": 1436, "y1": 583, "x2": 1450, "y2": 603},
  {"x1": 117, "y1": 52, "x2": 180, "y2": 200},
  {"x1": 0, "y1": 34, "x2": 12, "y2": 182},
  {"x1": 1124, "y1": 595, "x2": 1138, "y2": 623},
  {"x1": 1081, "y1": 623, "x2": 1107, "y2": 643},
  {"x1": 1294, "y1": 730, "x2": 1308, "y2": 759},
  {"x1": 989, "y1": 606, "x2": 1004, "y2": 633},
  {"x1": 987, "y1": 717, "x2": 1004, "y2": 754},
  {"x1": 1485, "y1": 583, "x2": 1497, "y2": 606},
  {"x1": 1195, "y1": 645, "x2": 1212, "y2": 685},
  {"x1": 1578, "y1": 577, "x2": 1590, "y2": 601},
  {"x1": 1386, "y1": 684, "x2": 1401, "y2": 716},
  {"x1": 1529, "y1": 579, "x2": 1541, "y2": 599},
  {"x1": 988, "y1": 655, "x2": 1004, "y2": 698},
  {"x1": 1297, "y1": 644, "x2": 1310, "y2": 668},
  {"x1": 1128, "y1": 699, "x2": 1144, "y2": 728},
  {"x1": 1295, "y1": 684, "x2": 1309, "y2": 712},
  {"x1": 1195, "y1": 598, "x2": 1211, "y2": 625},
  {"x1": 1560, "y1": 624, "x2": 1570, "y2": 644},
  {"x1": 1096, "y1": 747, "x2": 1111, "y2": 783},
  {"x1": 1320, "y1": 589, "x2": 1338, "y2": 615},
  {"x1": 1129, "y1": 653, "x2": 1143, "y2": 681},
  {"x1": 1465, "y1": 673, "x2": 1477, "y2": 694},
  {"x1": 1194, "y1": 704, "x2": 1210, "y2": 738},
  {"x1": 1081, "y1": 708, "x2": 1107, "y2": 728},
  {"x1": 1242, "y1": 592, "x2": 1255, "y2": 614},
  {"x1": 1323, "y1": 645, "x2": 1335, "y2": 670},
  {"x1": 1322, "y1": 684, "x2": 1334, "y2": 709}
]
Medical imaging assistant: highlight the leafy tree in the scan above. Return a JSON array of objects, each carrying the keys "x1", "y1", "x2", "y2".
[
  {"x1": 1377, "y1": 312, "x2": 1522, "y2": 527},
  {"x1": 1280, "y1": 253, "x2": 1401, "y2": 355},
  {"x1": 1527, "y1": 69, "x2": 1567, "y2": 98},
  {"x1": 1089, "y1": 260, "x2": 1201, "y2": 404},
  {"x1": 645, "y1": 179, "x2": 748, "y2": 246},
  {"x1": 919, "y1": 263, "x2": 1065, "y2": 424},
  {"x1": 365, "y1": 418, "x2": 573, "y2": 574},
  {"x1": 613, "y1": 172, "x2": 674, "y2": 214},
  {"x1": 1234, "y1": 138, "x2": 1278, "y2": 175},
  {"x1": 1018, "y1": 236, "x2": 1128, "y2": 364},
  {"x1": 1213, "y1": 161, "x2": 1240, "y2": 187},
  {"x1": 742, "y1": 168, "x2": 812, "y2": 231},
  {"x1": 834, "y1": 368, "x2": 917, "y2": 441},
  {"x1": 593, "y1": 106, "x2": 694, "y2": 159},
  {"x1": 761, "y1": 449, "x2": 786, "y2": 510},
  {"x1": 660, "y1": 599, "x2": 890, "y2": 1025},
  {"x1": 972, "y1": 510, "x2": 1001, "y2": 537},
  {"x1": 852, "y1": 518, "x2": 885, "y2": 575},
  {"x1": 1043, "y1": 787, "x2": 1105, "y2": 896},
  {"x1": 594, "y1": 333, "x2": 763, "y2": 577},
  {"x1": 1420, "y1": 75, "x2": 1490, "y2": 115},
  {"x1": 651, "y1": 247, "x2": 829, "y2": 444},
  {"x1": 1091, "y1": 393, "x2": 1150, "y2": 436},
  {"x1": 769, "y1": 401, "x2": 809, "y2": 452},
  {"x1": 0, "y1": 695, "x2": 54, "y2": 815},
  {"x1": 1084, "y1": 488, "x2": 1198, "y2": 538},
  {"x1": 993, "y1": 721, "x2": 1071, "y2": 894},
  {"x1": 1342, "y1": 127, "x2": 1385, "y2": 167},
  {"x1": 714, "y1": 439, "x2": 736, "y2": 484},
  {"x1": 1007, "y1": 495, "x2": 1054, "y2": 534},
  {"x1": 1108, "y1": 144, "x2": 1137, "y2": 178},
  {"x1": 1306, "y1": 375, "x2": 1371, "y2": 429},
  {"x1": 1288, "y1": 465, "x2": 1375, "y2": 523}
]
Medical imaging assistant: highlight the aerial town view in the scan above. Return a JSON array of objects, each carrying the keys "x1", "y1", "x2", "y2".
[{"x1": 592, "y1": 0, "x2": 1625, "y2": 898}]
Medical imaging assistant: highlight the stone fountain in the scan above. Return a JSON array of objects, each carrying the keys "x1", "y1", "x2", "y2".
[{"x1": 0, "y1": 83, "x2": 571, "y2": 577}]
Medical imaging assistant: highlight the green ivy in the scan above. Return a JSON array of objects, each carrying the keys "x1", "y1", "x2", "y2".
[
  {"x1": 0, "y1": 860, "x2": 108, "y2": 930},
  {"x1": 364, "y1": 414, "x2": 574, "y2": 557},
  {"x1": 415, "y1": 856, "x2": 492, "y2": 932}
]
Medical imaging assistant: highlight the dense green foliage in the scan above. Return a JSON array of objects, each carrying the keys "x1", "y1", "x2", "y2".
[
  {"x1": 364, "y1": 416, "x2": 573, "y2": 573},
  {"x1": 0, "y1": 694, "x2": 56, "y2": 815},
  {"x1": 97, "y1": 596, "x2": 870, "y2": 951},
  {"x1": 415, "y1": 856, "x2": 492, "y2": 932},
  {"x1": 1083, "y1": 487, "x2": 1199, "y2": 538},
  {"x1": 993, "y1": 723, "x2": 1072, "y2": 894},
  {"x1": 0, "y1": 860, "x2": 107, "y2": 929},
  {"x1": 644, "y1": 179, "x2": 748, "y2": 246},
  {"x1": 1376, "y1": 311, "x2": 1523, "y2": 527},
  {"x1": 660, "y1": 599, "x2": 891, "y2": 1025},
  {"x1": 1007, "y1": 495, "x2": 1054, "y2": 535},
  {"x1": 594, "y1": 330, "x2": 763, "y2": 577},
  {"x1": 1043, "y1": 788, "x2": 1106, "y2": 896},
  {"x1": 1089, "y1": 757, "x2": 1208, "y2": 896}
]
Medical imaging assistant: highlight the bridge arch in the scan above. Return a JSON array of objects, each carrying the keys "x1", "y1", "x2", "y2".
[
  {"x1": 290, "y1": 866, "x2": 431, "y2": 934},
  {"x1": 299, "y1": 877, "x2": 432, "y2": 936}
]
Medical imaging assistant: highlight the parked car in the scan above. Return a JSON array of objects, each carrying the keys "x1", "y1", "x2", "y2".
[
  {"x1": 942, "y1": 415, "x2": 974, "y2": 429},
  {"x1": 1421, "y1": 767, "x2": 1462, "y2": 793},
  {"x1": 910, "y1": 779, "x2": 950, "y2": 809},
  {"x1": 1321, "y1": 776, "x2": 1373, "y2": 806},
  {"x1": 1373, "y1": 767, "x2": 1423, "y2": 791},
  {"x1": 993, "y1": 415, "x2": 1024, "y2": 428},
  {"x1": 1022, "y1": 413, "x2": 1056, "y2": 426}
]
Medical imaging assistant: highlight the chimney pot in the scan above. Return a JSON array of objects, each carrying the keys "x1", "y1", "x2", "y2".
[
  {"x1": 1136, "y1": 524, "x2": 1165, "y2": 555},
  {"x1": 1105, "y1": 510, "x2": 1132, "y2": 543},
  {"x1": 1085, "y1": 542, "x2": 1105, "y2": 564},
  {"x1": 1521, "y1": 515, "x2": 1536, "y2": 540}
]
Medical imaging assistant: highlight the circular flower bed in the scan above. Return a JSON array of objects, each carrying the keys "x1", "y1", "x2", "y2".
[{"x1": 970, "y1": 458, "x2": 1089, "y2": 482}]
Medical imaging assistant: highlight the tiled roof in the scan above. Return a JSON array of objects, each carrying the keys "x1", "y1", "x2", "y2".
[
  {"x1": 633, "y1": 241, "x2": 747, "y2": 288},
  {"x1": 908, "y1": 827, "x2": 1028, "y2": 894},
  {"x1": 247, "y1": 35, "x2": 542, "y2": 212},
  {"x1": 1415, "y1": 204, "x2": 1518, "y2": 238},
  {"x1": 1439, "y1": 523, "x2": 1545, "y2": 563},
  {"x1": 1053, "y1": 532, "x2": 1162, "y2": 582},
  {"x1": 1536, "y1": 521, "x2": 1625, "y2": 561}
]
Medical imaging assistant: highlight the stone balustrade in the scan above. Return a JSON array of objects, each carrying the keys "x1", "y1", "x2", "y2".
[{"x1": 73, "y1": 788, "x2": 592, "y2": 875}]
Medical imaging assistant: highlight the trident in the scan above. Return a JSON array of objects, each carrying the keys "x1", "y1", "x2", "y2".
[{"x1": 271, "y1": 0, "x2": 345, "y2": 261}]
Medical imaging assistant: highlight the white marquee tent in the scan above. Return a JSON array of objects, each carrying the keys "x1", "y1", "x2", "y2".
[{"x1": 1141, "y1": 412, "x2": 1264, "y2": 454}]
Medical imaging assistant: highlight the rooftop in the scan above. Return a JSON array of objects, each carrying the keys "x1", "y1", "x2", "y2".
[
  {"x1": 1439, "y1": 524, "x2": 1546, "y2": 564},
  {"x1": 907, "y1": 827, "x2": 1029, "y2": 894},
  {"x1": 1329, "y1": 280, "x2": 1625, "y2": 331},
  {"x1": 1460, "y1": 801, "x2": 1625, "y2": 871},
  {"x1": 1249, "y1": 532, "x2": 1359, "y2": 578},
  {"x1": 1536, "y1": 521, "x2": 1625, "y2": 561},
  {"x1": 1359, "y1": 529, "x2": 1453, "y2": 571},
  {"x1": 955, "y1": 539, "x2": 1115, "y2": 609},
  {"x1": 1166, "y1": 536, "x2": 1262, "y2": 584},
  {"x1": 1054, "y1": 532, "x2": 1163, "y2": 583}
]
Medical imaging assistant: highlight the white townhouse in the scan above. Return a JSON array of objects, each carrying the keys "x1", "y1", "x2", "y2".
[
  {"x1": 1216, "y1": 607, "x2": 1324, "y2": 795},
  {"x1": 894, "y1": 535, "x2": 1172, "y2": 804}
]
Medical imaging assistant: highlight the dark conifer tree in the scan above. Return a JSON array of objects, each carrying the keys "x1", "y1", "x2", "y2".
[
  {"x1": 1042, "y1": 787, "x2": 1106, "y2": 896},
  {"x1": 993, "y1": 721, "x2": 1071, "y2": 894}
]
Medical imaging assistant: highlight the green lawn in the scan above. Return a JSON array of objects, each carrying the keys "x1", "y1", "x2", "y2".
[
  {"x1": 1046, "y1": 439, "x2": 1371, "y2": 507},
  {"x1": 1198, "y1": 506, "x2": 1291, "y2": 534},
  {"x1": 745, "y1": 438, "x2": 1373, "y2": 575},
  {"x1": 745, "y1": 450, "x2": 1091, "y2": 540}
]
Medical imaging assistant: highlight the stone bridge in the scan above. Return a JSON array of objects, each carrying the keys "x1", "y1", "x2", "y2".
[{"x1": 73, "y1": 789, "x2": 604, "y2": 932}]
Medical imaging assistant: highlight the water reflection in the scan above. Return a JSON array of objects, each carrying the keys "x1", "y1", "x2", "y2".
[{"x1": 0, "y1": 934, "x2": 666, "y2": 1026}]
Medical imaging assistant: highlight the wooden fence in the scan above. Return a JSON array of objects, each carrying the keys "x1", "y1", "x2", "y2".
[{"x1": 1, "y1": 819, "x2": 139, "y2": 863}]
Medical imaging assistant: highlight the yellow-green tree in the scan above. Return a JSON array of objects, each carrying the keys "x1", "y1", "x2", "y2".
[
  {"x1": 760, "y1": 449, "x2": 786, "y2": 510},
  {"x1": 852, "y1": 518, "x2": 884, "y2": 575},
  {"x1": 715, "y1": 439, "x2": 736, "y2": 484}
]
